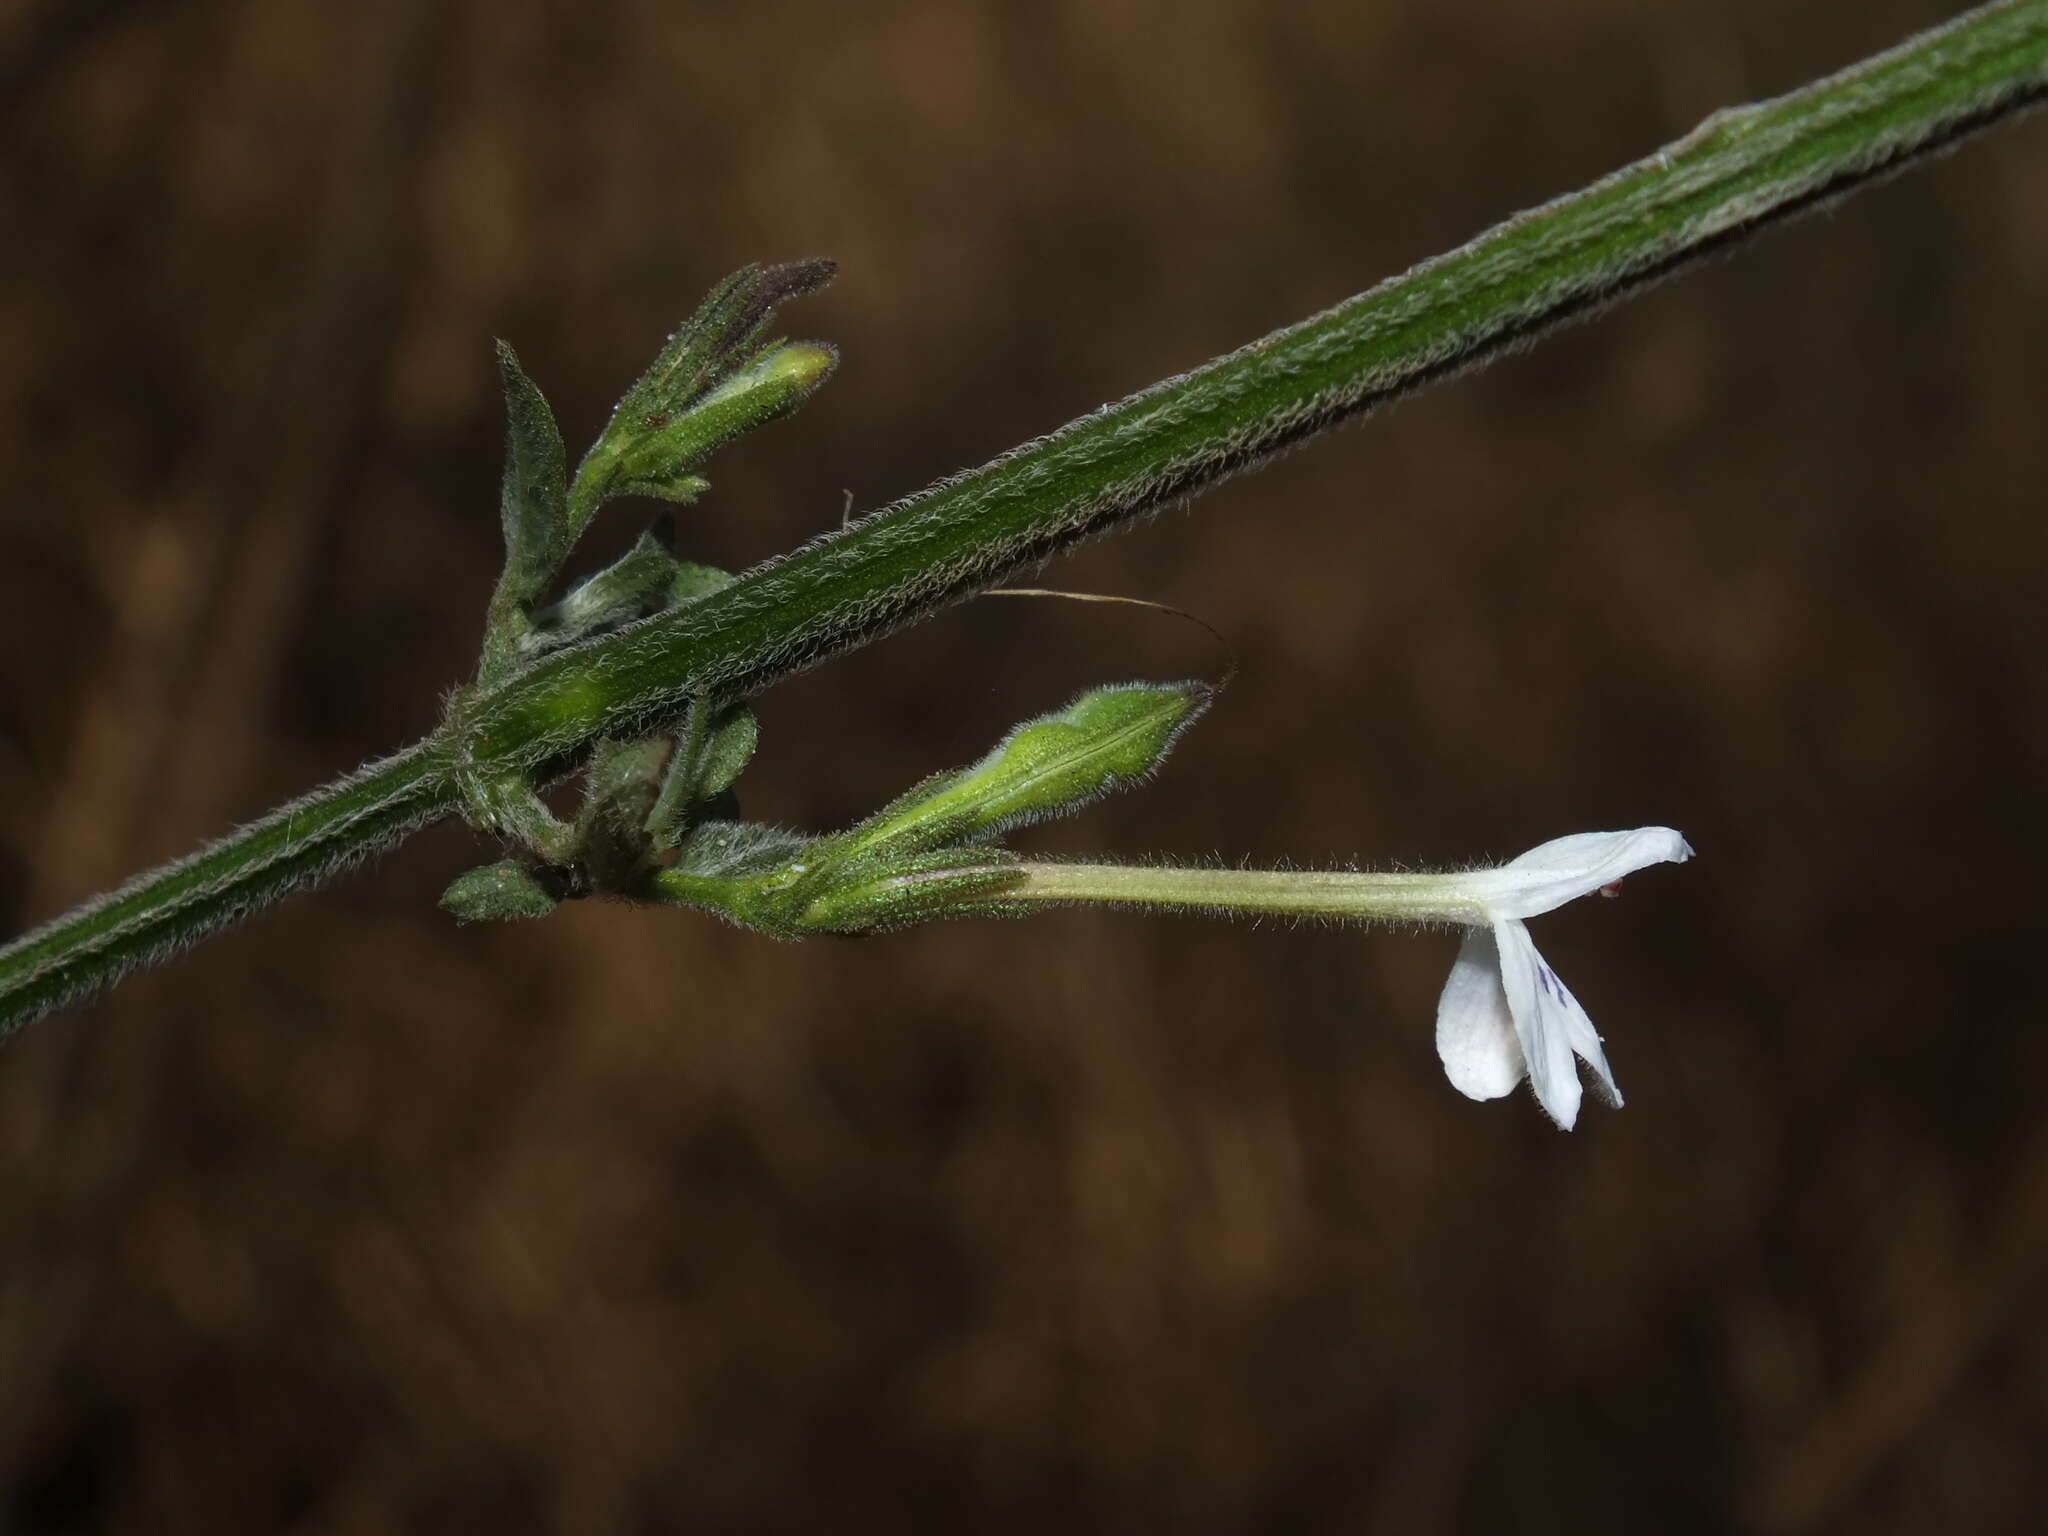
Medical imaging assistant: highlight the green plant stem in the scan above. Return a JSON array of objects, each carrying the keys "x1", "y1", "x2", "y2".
[
  {"x1": 3, "y1": 0, "x2": 2044, "y2": 1034},
  {"x1": 0, "y1": 744, "x2": 455, "y2": 1029}
]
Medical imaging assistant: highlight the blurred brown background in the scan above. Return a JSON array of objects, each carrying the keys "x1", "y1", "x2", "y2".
[{"x1": 3, "y1": 1, "x2": 2045, "y2": 1530}]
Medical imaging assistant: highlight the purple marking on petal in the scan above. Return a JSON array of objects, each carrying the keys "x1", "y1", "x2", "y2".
[{"x1": 1535, "y1": 963, "x2": 1584, "y2": 1013}]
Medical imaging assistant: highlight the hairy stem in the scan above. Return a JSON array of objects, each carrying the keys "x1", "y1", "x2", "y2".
[
  {"x1": 0, "y1": 743, "x2": 455, "y2": 1031},
  {"x1": 1000, "y1": 862, "x2": 1488, "y2": 925},
  {"x1": 4, "y1": 0, "x2": 2044, "y2": 1034}
]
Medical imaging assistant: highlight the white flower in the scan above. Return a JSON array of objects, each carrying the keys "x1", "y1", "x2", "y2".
[{"x1": 1434, "y1": 828, "x2": 1694, "y2": 1130}]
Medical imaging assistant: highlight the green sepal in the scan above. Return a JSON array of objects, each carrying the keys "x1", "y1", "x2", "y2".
[
  {"x1": 832, "y1": 680, "x2": 1213, "y2": 862},
  {"x1": 794, "y1": 849, "x2": 1025, "y2": 933},
  {"x1": 607, "y1": 470, "x2": 712, "y2": 506},
  {"x1": 670, "y1": 819, "x2": 815, "y2": 880},
  {"x1": 606, "y1": 342, "x2": 837, "y2": 504},
  {"x1": 440, "y1": 860, "x2": 561, "y2": 922},
  {"x1": 651, "y1": 833, "x2": 1021, "y2": 937},
  {"x1": 646, "y1": 697, "x2": 758, "y2": 849},
  {"x1": 650, "y1": 821, "x2": 823, "y2": 937}
]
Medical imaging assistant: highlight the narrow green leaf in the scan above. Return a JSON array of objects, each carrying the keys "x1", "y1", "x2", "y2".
[
  {"x1": 493, "y1": 341, "x2": 569, "y2": 606},
  {"x1": 645, "y1": 697, "x2": 757, "y2": 848}
]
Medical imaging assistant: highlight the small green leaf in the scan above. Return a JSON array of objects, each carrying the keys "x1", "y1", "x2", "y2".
[
  {"x1": 694, "y1": 707, "x2": 758, "y2": 799},
  {"x1": 836, "y1": 680, "x2": 1213, "y2": 862},
  {"x1": 440, "y1": 860, "x2": 561, "y2": 921},
  {"x1": 494, "y1": 341, "x2": 569, "y2": 607}
]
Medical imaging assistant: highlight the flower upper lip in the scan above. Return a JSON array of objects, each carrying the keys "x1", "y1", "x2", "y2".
[
  {"x1": 1448, "y1": 828, "x2": 1696, "y2": 921},
  {"x1": 1434, "y1": 828, "x2": 1694, "y2": 1129}
]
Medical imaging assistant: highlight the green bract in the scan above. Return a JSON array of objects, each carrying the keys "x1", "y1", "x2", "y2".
[{"x1": 831, "y1": 682, "x2": 1212, "y2": 862}]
